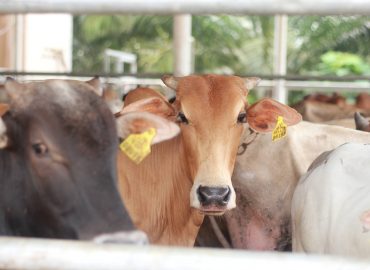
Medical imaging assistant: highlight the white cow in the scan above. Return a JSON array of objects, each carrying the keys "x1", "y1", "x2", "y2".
[
  {"x1": 292, "y1": 142, "x2": 370, "y2": 258},
  {"x1": 221, "y1": 121, "x2": 370, "y2": 250}
]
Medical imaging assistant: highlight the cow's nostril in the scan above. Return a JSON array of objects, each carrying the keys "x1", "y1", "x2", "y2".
[
  {"x1": 197, "y1": 185, "x2": 231, "y2": 206},
  {"x1": 222, "y1": 187, "x2": 231, "y2": 203},
  {"x1": 197, "y1": 185, "x2": 209, "y2": 204}
]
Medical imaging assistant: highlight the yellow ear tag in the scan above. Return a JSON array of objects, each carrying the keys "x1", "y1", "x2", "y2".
[
  {"x1": 120, "y1": 128, "x2": 156, "y2": 164},
  {"x1": 272, "y1": 116, "x2": 287, "y2": 141}
]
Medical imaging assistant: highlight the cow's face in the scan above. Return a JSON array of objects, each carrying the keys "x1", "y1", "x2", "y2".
[
  {"x1": 163, "y1": 75, "x2": 254, "y2": 214},
  {"x1": 0, "y1": 79, "x2": 146, "y2": 243},
  {"x1": 118, "y1": 74, "x2": 301, "y2": 216}
]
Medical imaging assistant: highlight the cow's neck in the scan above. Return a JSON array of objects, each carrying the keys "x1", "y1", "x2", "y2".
[{"x1": 117, "y1": 135, "x2": 204, "y2": 246}]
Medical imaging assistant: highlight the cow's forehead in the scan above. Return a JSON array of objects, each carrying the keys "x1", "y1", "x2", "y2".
[
  {"x1": 12, "y1": 79, "x2": 96, "y2": 111},
  {"x1": 30, "y1": 80, "x2": 88, "y2": 106},
  {"x1": 175, "y1": 75, "x2": 246, "y2": 118},
  {"x1": 176, "y1": 75, "x2": 246, "y2": 103},
  {"x1": 11, "y1": 80, "x2": 116, "y2": 152}
]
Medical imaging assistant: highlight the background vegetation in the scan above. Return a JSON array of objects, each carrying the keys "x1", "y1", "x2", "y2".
[{"x1": 72, "y1": 15, "x2": 370, "y2": 103}]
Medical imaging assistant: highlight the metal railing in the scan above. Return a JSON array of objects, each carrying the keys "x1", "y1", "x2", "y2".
[
  {"x1": 0, "y1": 236, "x2": 369, "y2": 270},
  {"x1": 1, "y1": 0, "x2": 370, "y2": 15}
]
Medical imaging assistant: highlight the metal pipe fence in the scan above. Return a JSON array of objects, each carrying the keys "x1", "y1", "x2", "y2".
[
  {"x1": 1, "y1": 0, "x2": 370, "y2": 15},
  {"x1": 0, "y1": 236, "x2": 369, "y2": 270}
]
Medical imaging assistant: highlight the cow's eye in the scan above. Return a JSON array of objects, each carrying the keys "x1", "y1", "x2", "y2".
[
  {"x1": 177, "y1": 112, "x2": 189, "y2": 124},
  {"x1": 237, "y1": 112, "x2": 247, "y2": 124},
  {"x1": 32, "y1": 143, "x2": 48, "y2": 155}
]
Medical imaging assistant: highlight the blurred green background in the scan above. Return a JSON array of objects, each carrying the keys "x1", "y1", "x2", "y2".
[{"x1": 72, "y1": 15, "x2": 370, "y2": 104}]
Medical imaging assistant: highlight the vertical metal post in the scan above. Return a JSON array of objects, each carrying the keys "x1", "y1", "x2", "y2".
[
  {"x1": 173, "y1": 14, "x2": 192, "y2": 76},
  {"x1": 15, "y1": 15, "x2": 25, "y2": 71},
  {"x1": 273, "y1": 15, "x2": 288, "y2": 104}
]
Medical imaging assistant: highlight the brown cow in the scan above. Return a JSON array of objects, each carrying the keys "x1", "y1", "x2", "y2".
[
  {"x1": 293, "y1": 92, "x2": 370, "y2": 123},
  {"x1": 356, "y1": 92, "x2": 370, "y2": 111},
  {"x1": 114, "y1": 74, "x2": 301, "y2": 245},
  {"x1": 303, "y1": 92, "x2": 346, "y2": 106}
]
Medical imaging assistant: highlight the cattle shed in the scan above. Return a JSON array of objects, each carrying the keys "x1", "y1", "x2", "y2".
[{"x1": 0, "y1": 0, "x2": 370, "y2": 269}]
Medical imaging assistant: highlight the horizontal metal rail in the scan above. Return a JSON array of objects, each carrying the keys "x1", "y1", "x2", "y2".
[
  {"x1": 0, "y1": 236, "x2": 369, "y2": 270},
  {"x1": 1, "y1": 0, "x2": 370, "y2": 15},
  {"x1": 1, "y1": 74, "x2": 368, "y2": 94},
  {"x1": 1, "y1": 71, "x2": 370, "y2": 82}
]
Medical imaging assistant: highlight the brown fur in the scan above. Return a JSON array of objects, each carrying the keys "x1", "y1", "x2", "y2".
[
  {"x1": 117, "y1": 75, "x2": 249, "y2": 245},
  {"x1": 117, "y1": 136, "x2": 203, "y2": 245},
  {"x1": 116, "y1": 75, "x2": 300, "y2": 246},
  {"x1": 356, "y1": 92, "x2": 370, "y2": 111}
]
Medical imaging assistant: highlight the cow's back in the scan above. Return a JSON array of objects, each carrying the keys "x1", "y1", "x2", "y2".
[{"x1": 292, "y1": 143, "x2": 370, "y2": 258}]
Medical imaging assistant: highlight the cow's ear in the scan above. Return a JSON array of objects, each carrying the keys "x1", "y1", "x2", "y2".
[
  {"x1": 162, "y1": 75, "x2": 179, "y2": 91},
  {"x1": 246, "y1": 98, "x2": 302, "y2": 133},
  {"x1": 117, "y1": 97, "x2": 176, "y2": 121},
  {"x1": 4, "y1": 77, "x2": 23, "y2": 101},
  {"x1": 0, "y1": 104, "x2": 9, "y2": 149},
  {"x1": 243, "y1": 77, "x2": 261, "y2": 91},
  {"x1": 86, "y1": 76, "x2": 103, "y2": 96},
  {"x1": 116, "y1": 111, "x2": 180, "y2": 145}
]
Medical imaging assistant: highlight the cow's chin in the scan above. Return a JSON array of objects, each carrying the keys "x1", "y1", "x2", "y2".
[{"x1": 198, "y1": 205, "x2": 227, "y2": 216}]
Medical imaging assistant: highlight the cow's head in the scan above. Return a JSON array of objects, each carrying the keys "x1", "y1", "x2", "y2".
[
  {"x1": 0, "y1": 78, "x2": 147, "y2": 243},
  {"x1": 117, "y1": 74, "x2": 301, "y2": 215}
]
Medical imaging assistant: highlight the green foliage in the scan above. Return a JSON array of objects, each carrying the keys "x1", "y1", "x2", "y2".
[
  {"x1": 73, "y1": 16, "x2": 173, "y2": 73},
  {"x1": 72, "y1": 15, "x2": 275, "y2": 74},
  {"x1": 315, "y1": 51, "x2": 370, "y2": 76},
  {"x1": 287, "y1": 16, "x2": 370, "y2": 75},
  {"x1": 73, "y1": 15, "x2": 370, "y2": 79}
]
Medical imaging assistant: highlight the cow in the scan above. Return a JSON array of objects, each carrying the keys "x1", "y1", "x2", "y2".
[
  {"x1": 356, "y1": 92, "x2": 370, "y2": 111},
  {"x1": 292, "y1": 100, "x2": 362, "y2": 123},
  {"x1": 0, "y1": 77, "x2": 147, "y2": 244},
  {"x1": 292, "y1": 92, "x2": 370, "y2": 123},
  {"x1": 114, "y1": 74, "x2": 302, "y2": 246},
  {"x1": 196, "y1": 120, "x2": 370, "y2": 250},
  {"x1": 302, "y1": 92, "x2": 346, "y2": 106},
  {"x1": 292, "y1": 142, "x2": 370, "y2": 258}
]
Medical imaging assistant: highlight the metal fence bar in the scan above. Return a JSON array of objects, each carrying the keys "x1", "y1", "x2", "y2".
[
  {"x1": 173, "y1": 14, "x2": 192, "y2": 76},
  {"x1": 272, "y1": 15, "x2": 288, "y2": 103},
  {"x1": 0, "y1": 236, "x2": 369, "y2": 270},
  {"x1": 1, "y1": 74, "x2": 369, "y2": 93},
  {"x1": 2, "y1": 0, "x2": 370, "y2": 15},
  {"x1": 1, "y1": 71, "x2": 370, "y2": 81}
]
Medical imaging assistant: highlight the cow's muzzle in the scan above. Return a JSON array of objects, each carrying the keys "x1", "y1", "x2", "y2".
[{"x1": 197, "y1": 185, "x2": 231, "y2": 215}]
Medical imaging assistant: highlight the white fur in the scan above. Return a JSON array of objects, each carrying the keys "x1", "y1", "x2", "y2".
[{"x1": 292, "y1": 143, "x2": 370, "y2": 258}]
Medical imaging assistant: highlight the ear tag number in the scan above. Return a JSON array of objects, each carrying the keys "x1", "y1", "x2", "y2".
[
  {"x1": 272, "y1": 116, "x2": 287, "y2": 141},
  {"x1": 120, "y1": 128, "x2": 156, "y2": 164}
]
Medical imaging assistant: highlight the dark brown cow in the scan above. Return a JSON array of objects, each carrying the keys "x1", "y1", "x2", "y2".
[{"x1": 0, "y1": 78, "x2": 147, "y2": 244}]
